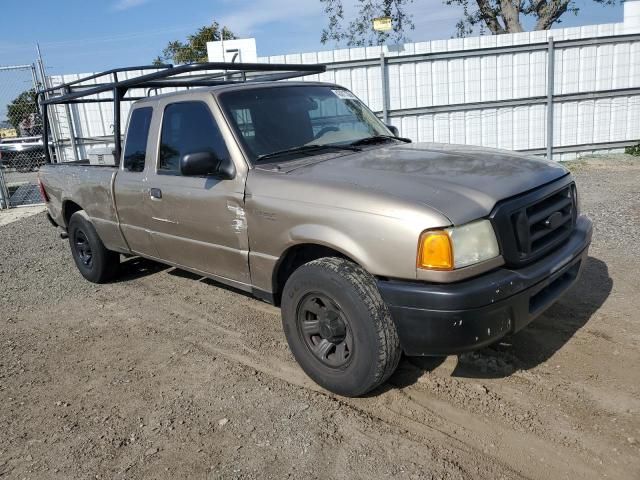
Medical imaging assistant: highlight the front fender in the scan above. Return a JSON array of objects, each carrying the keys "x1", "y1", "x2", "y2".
[
  {"x1": 245, "y1": 174, "x2": 452, "y2": 293},
  {"x1": 286, "y1": 223, "x2": 375, "y2": 269}
]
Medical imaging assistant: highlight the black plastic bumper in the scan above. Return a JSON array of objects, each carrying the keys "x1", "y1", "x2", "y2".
[{"x1": 377, "y1": 216, "x2": 593, "y2": 356}]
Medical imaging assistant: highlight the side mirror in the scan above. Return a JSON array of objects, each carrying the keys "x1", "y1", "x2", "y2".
[
  {"x1": 180, "y1": 152, "x2": 235, "y2": 179},
  {"x1": 386, "y1": 124, "x2": 400, "y2": 137}
]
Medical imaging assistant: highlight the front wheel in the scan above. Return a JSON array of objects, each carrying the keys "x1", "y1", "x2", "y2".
[
  {"x1": 281, "y1": 257, "x2": 401, "y2": 397},
  {"x1": 68, "y1": 211, "x2": 120, "y2": 283}
]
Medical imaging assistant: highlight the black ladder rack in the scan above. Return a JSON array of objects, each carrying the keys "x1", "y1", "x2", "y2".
[{"x1": 39, "y1": 62, "x2": 326, "y2": 164}]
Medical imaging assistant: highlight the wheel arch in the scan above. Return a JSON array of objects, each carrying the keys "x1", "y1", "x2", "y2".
[
  {"x1": 62, "y1": 199, "x2": 84, "y2": 228},
  {"x1": 271, "y1": 241, "x2": 362, "y2": 306}
]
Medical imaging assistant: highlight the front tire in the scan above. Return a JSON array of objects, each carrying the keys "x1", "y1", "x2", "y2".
[
  {"x1": 281, "y1": 257, "x2": 401, "y2": 397},
  {"x1": 68, "y1": 211, "x2": 120, "y2": 283}
]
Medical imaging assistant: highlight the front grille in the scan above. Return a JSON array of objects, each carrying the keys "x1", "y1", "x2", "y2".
[
  {"x1": 513, "y1": 184, "x2": 575, "y2": 257},
  {"x1": 490, "y1": 179, "x2": 577, "y2": 267}
]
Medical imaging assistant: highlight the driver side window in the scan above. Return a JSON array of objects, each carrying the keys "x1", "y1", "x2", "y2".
[{"x1": 159, "y1": 101, "x2": 229, "y2": 175}]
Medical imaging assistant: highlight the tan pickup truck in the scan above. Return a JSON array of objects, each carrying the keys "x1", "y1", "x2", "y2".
[{"x1": 39, "y1": 65, "x2": 592, "y2": 396}]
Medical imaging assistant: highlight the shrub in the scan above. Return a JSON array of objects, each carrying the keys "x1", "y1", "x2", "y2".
[{"x1": 625, "y1": 144, "x2": 640, "y2": 156}]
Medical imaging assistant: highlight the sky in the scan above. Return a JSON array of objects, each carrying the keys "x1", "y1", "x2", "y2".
[{"x1": 0, "y1": 0, "x2": 626, "y2": 76}]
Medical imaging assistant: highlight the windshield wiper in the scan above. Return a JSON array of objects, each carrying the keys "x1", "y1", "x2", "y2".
[
  {"x1": 348, "y1": 134, "x2": 411, "y2": 147},
  {"x1": 256, "y1": 144, "x2": 361, "y2": 162}
]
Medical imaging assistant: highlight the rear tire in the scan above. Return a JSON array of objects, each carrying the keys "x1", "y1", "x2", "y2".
[
  {"x1": 281, "y1": 257, "x2": 401, "y2": 397},
  {"x1": 68, "y1": 211, "x2": 119, "y2": 283}
]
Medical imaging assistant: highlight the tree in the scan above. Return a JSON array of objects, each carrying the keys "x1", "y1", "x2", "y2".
[
  {"x1": 155, "y1": 21, "x2": 237, "y2": 65},
  {"x1": 320, "y1": 0, "x2": 415, "y2": 47},
  {"x1": 446, "y1": 0, "x2": 619, "y2": 37},
  {"x1": 320, "y1": 0, "x2": 619, "y2": 46},
  {"x1": 7, "y1": 89, "x2": 40, "y2": 135}
]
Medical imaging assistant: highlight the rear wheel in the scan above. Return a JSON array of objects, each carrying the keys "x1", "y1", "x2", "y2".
[
  {"x1": 281, "y1": 257, "x2": 401, "y2": 397},
  {"x1": 68, "y1": 211, "x2": 119, "y2": 283}
]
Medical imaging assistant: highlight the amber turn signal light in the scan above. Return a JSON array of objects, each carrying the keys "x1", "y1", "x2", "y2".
[{"x1": 417, "y1": 230, "x2": 453, "y2": 270}]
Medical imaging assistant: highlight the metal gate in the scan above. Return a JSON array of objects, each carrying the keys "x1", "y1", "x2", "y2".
[{"x1": 0, "y1": 64, "x2": 44, "y2": 209}]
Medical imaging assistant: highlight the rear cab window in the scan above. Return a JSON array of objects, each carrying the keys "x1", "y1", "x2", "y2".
[{"x1": 123, "y1": 107, "x2": 153, "y2": 172}]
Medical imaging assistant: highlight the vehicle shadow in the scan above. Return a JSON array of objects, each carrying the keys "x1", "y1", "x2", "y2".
[
  {"x1": 386, "y1": 256, "x2": 612, "y2": 388},
  {"x1": 167, "y1": 268, "x2": 257, "y2": 300},
  {"x1": 112, "y1": 254, "x2": 612, "y2": 389},
  {"x1": 112, "y1": 258, "x2": 261, "y2": 302},
  {"x1": 112, "y1": 256, "x2": 171, "y2": 282}
]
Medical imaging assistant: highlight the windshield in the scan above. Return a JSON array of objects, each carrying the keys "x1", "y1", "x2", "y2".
[{"x1": 219, "y1": 85, "x2": 392, "y2": 162}]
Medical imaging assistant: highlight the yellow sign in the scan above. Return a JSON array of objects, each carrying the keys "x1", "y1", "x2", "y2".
[
  {"x1": 373, "y1": 16, "x2": 392, "y2": 32},
  {"x1": 0, "y1": 128, "x2": 17, "y2": 138}
]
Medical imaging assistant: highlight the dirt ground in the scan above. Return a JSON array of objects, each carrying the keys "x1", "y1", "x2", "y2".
[{"x1": 1, "y1": 156, "x2": 639, "y2": 479}]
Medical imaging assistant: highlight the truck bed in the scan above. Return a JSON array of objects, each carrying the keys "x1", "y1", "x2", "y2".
[{"x1": 39, "y1": 163, "x2": 125, "y2": 251}]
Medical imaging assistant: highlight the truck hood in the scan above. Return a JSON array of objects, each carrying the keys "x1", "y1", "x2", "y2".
[{"x1": 280, "y1": 142, "x2": 569, "y2": 225}]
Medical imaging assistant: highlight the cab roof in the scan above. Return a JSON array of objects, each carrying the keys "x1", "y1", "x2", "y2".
[{"x1": 131, "y1": 81, "x2": 340, "y2": 105}]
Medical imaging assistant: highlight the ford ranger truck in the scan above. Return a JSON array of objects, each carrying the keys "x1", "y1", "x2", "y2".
[{"x1": 39, "y1": 81, "x2": 592, "y2": 397}]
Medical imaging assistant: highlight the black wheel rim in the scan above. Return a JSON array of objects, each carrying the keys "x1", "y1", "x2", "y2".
[
  {"x1": 297, "y1": 293, "x2": 353, "y2": 368},
  {"x1": 74, "y1": 229, "x2": 93, "y2": 267}
]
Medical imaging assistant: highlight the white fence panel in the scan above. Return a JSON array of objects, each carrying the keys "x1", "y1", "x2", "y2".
[
  {"x1": 50, "y1": 13, "x2": 640, "y2": 163},
  {"x1": 265, "y1": 19, "x2": 640, "y2": 157}
]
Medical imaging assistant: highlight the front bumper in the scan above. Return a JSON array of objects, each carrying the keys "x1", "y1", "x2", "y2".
[{"x1": 377, "y1": 215, "x2": 593, "y2": 356}]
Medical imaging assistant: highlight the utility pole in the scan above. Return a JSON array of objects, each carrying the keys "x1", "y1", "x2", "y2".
[{"x1": 373, "y1": 16, "x2": 392, "y2": 125}]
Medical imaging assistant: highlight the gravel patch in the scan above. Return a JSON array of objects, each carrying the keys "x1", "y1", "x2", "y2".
[
  {"x1": 1, "y1": 154, "x2": 639, "y2": 479},
  {"x1": 0, "y1": 211, "x2": 95, "y2": 318}
]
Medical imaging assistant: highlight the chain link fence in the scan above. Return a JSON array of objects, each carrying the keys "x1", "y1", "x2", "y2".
[{"x1": 0, "y1": 64, "x2": 45, "y2": 209}]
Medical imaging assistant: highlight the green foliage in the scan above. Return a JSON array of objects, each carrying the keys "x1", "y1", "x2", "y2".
[
  {"x1": 155, "y1": 21, "x2": 237, "y2": 65},
  {"x1": 319, "y1": 0, "x2": 620, "y2": 46},
  {"x1": 444, "y1": 0, "x2": 620, "y2": 37},
  {"x1": 7, "y1": 89, "x2": 39, "y2": 133},
  {"x1": 320, "y1": 0, "x2": 415, "y2": 47},
  {"x1": 625, "y1": 144, "x2": 640, "y2": 156}
]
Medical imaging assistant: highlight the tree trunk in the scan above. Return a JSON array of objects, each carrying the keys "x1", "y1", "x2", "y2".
[
  {"x1": 499, "y1": 0, "x2": 524, "y2": 32},
  {"x1": 534, "y1": 0, "x2": 571, "y2": 30},
  {"x1": 475, "y1": 0, "x2": 506, "y2": 34}
]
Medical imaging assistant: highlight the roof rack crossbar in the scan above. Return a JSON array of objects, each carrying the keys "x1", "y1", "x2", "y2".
[
  {"x1": 39, "y1": 61, "x2": 326, "y2": 165},
  {"x1": 41, "y1": 64, "x2": 173, "y2": 95},
  {"x1": 138, "y1": 80, "x2": 245, "y2": 89},
  {"x1": 51, "y1": 97, "x2": 148, "y2": 105},
  {"x1": 42, "y1": 62, "x2": 325, "y2": 105},
  {"x1": 135, "y1": 72, "x2": 276, "y2": 88},
  {"x1": 247, "y1": 71, "x2": 319, "y2": 83}
]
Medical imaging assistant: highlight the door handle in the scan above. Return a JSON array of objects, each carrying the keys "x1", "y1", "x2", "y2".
[{"x1": 149, "y1": 188, "x2": 162, "y2": 199}]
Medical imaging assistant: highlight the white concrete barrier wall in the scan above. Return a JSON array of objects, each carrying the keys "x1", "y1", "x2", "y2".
[
  {"x1": 258, "y1": 21, "x2": 640, "y2": 161},
  {"x1": 50, "y1": 7, "x2": 640, "y2": 162}
]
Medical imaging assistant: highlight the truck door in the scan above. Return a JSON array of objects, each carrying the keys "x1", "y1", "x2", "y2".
[
  {"x1": 113, "y1": 105, "x2": 158, "y2": 258},
  {"x1": 144, "y1": 98, "x2": 250, "y2": 287}
]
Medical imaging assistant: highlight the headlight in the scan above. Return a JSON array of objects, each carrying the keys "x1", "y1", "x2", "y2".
[{"x1": 417, "y1": 219, "x2": 500, "y2": 271}]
